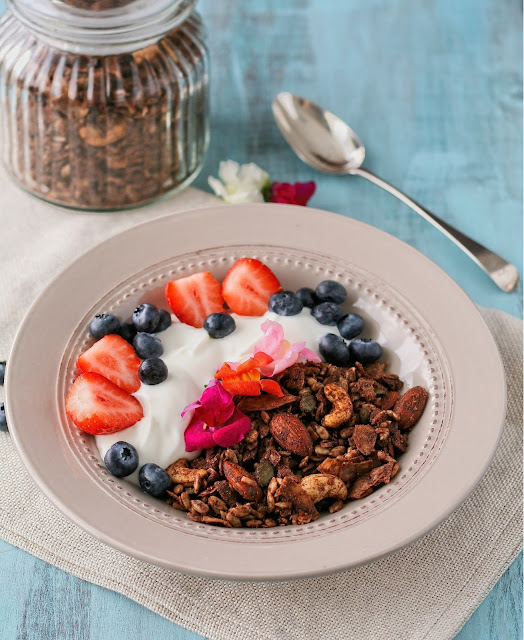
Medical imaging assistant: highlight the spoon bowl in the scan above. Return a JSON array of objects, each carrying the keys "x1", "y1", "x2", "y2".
[
  {"x1": 272, "y1": 92, "x2": 365, "y2": 174},
  {"x1": 272, "y1": 92, "x2": 519, "y2": 293}
]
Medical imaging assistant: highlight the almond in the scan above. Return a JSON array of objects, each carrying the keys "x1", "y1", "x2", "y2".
[
  {"x1": 393, "y1": 386, "x2": 428, "y2": 429},
  {"x1": 223, "y1": 461, "x2": 262, "y2": 502},
  {"x1": 270, "y1": 413, "x2": 313, "y2": 457}
]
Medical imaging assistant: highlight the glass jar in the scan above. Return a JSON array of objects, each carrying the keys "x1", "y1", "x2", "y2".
[{"x1": 0, "y1": 0, "x2": 209, "y2": 210}]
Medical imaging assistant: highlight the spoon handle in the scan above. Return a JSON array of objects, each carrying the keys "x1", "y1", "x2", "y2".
[{"x1": 353, "y1": 167, "x2": 519, "y2": 292}]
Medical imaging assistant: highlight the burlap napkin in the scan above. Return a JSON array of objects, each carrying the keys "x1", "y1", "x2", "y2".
[{"x1": 0, "y1": 179, "x2": 521, "y2": 640}]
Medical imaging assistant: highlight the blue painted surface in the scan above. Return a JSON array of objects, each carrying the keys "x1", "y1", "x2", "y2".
[{"x1": 0, "y1": 0, "x2": 521, "y2": 639}]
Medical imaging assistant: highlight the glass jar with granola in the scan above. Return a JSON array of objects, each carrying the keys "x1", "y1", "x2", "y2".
[{"x1": 0, "y1": 0, "x2": 209, "y2": 210}]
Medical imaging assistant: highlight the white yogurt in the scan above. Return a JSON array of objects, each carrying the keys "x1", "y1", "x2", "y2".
[{"x1": 95, "y1": 309, "x2": 329, "y2": 485}]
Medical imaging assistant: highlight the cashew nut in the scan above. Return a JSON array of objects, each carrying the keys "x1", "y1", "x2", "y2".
[
  {"x1": 300, "y1": 473, "x2": 348, "y2": 503},
  {"x1": 322, "y1": 382, "x2": 353, "y2": 428}
]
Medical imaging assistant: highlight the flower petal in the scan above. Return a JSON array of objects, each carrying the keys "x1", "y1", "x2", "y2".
[
  {"x1": 294, "y1": 181, "x2": 316, "y2": 205},
  {"x1": 223, "y1": 188, "x2": 265, "y2": 204},
  {"x1": 218, "y1": 160, "x2": 240, "y2": 185},
  {"x1": 237, "y1": 162, "x2": 263, "y2": 182},
  {"x1": 212, "y1": 408, "x2": 252, "y2": 447},
  {"x1": 221, "y1": 379, "x2": 262, "y2": 396},
  {"x1": 181, "y1": 398, "x2": 202, "y2": 418},
  {"x1": 270, "y1": 182, "x2": 296, "y2": 204},
  {"x1": 261, "y1": 349, "x2": 300, "y2": 376},
  {"x1": 289, "y1": 340, "x2": 307, "y2": 353},
  {"x1": 254, "y1": 320, "x2": 285, "y2": 358},
  {"x1": 238, "y1": 162, "x2": 270, "y2": 189},
  {"x1": 259, "y1": 379, "x2": 284, "y2": 396},
  {"x1": 299, "y1": 347, "x2": 321, "y2": 363},
  {"x1": 215, "y1": 361, "x2": 238, "y2": 380},
  {"x1": 270, "y1": 181, "x2": 316, "y2": 206},
  {"x1": 235, "y1": 352, "x2": 273, "y2": 375},
  {"x1": 194, "y1": 380, "x2": 234, "y2": 427},
  {"x1": 184, "y1": 417, "x2": 216, "y2": 452},
  {"x1": 207, "y1": 176, "x2": 226, "y2": 199}
]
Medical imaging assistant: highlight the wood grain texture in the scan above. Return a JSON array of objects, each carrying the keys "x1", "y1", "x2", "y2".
[{"x1": 0, "y1": 0, "x2": 521, "y2": 639}]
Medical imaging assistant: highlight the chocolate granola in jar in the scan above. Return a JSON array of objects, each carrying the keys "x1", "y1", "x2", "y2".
[{"x1": 0, "y1": 0, "x2": 209, "y2": 210}]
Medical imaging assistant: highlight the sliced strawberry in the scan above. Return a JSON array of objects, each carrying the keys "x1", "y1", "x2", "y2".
[
  {"x1": 76, "y1": 334, "x2": 141, "y2": 394},
  {"x1": 221, "y1": 258, "x2": 282, "y2": 316},
  {"x1": 165, "y1": 271, "x2": 224, "y2": 328},
  {"x1": 65, "y1": 372, "x2": 144, "y2": 435}
]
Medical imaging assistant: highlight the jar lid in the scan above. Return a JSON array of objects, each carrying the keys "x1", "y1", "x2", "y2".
[{"x1": 8, "y1": 0, "x2": 197, "y2": 54}]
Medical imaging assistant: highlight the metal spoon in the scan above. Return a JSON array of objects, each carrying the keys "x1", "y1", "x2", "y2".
[{"x1": 272, "y1": 92, "x2": 519, "y2": 293}]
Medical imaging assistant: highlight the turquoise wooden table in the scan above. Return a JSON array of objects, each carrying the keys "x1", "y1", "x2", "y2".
[{"x1": 0, "y1": 0, "x2": 521, "y2": 638}]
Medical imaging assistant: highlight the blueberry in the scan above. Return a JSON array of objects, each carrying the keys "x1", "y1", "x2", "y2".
[
  {"x1": 311, "y1": 302, "x2": 344, "y2": 325},
  {"x1": 155, "y1": 309, "x2": 172, "y2": 333},
  {"x1": 133, "y1": 332, "x2": 164, "y2": 359},
  {"x1": 268, "y1": 291, "x2": 304, "y2": 316},
  {"x1": 203, "y1": 313, "x2": 236, "y2": 338},
  {"x1": 132, "y1": 303, "x2": 159, "y2": 333},
  {"x1": 139, "y1": 463, "x2": 172, "y2": 498},
  {"x1": 104, "y1": 441, "x2": 139, "y2": 478},
  {"x1": 296, "y1": 287, "x2": 317, "y2": 308},
  {"x1": 337, "y1": 313, "x2": 365, "y2": 340},
  {"x1": 315, "y1": 280, "x2": 347, "y2": 304},
  {"x1": 0, "y1": 360, "x2": 5, "y2": 386},
  {"x1": 89, "y1": 313, "x2": 120, "y2": 339},
  {"x1": 118, "y1": 322, "x2": 137, "y2": 344},
  {"x1": 139, "y1": 358, "x2": 168, "y2": 385},
  {"x1": 349, "y1": 338, "x2": 383, "y2": 364},
  {"x1": 318, "y1": 334, "x2": 351, "y2": 367},
  {"x1": 0, "y1": 403, "x2": 7, "y2": 432}
]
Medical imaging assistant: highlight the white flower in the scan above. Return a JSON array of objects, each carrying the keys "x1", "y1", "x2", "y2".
[{"x1": 208, "y1": 160, "x2": 270, "y2": 203}]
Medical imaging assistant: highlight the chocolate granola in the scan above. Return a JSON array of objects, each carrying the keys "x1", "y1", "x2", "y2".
[{"x1": 165, "y1": 361, "x2": 428, "y2": 527}]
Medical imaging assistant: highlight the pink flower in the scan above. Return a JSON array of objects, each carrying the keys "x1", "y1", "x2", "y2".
[
  {"x1": 253, "y1": 320, "x2": 321, "y2": 376},
  {"x1": 182, "y1": 380, "x2": 251, "y2": 452},
  {"x1": 270, "y1": 181, "x2": 316, "y2": 206}
]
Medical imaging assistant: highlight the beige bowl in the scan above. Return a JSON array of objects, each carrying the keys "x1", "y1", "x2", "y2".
[{"x1": 6, "y1": 204, "x2": 505, "y2": 580}]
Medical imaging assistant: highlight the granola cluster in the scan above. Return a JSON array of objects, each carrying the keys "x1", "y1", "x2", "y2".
[{"x1": 166, "y1": 360, "x2": 428, "y2": 528}]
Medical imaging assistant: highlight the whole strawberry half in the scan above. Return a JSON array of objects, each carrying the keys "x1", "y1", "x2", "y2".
[
  {"x1": 221, "y1": 258, "x2": 282, "y2": 316},
  {"x1": 76, "y1": 334, "x2": 141, "y2": 394},
  {"x1": 165, "y1": 271, "x2": 224, "y2": 328},
  {"x1": 65, "y1": 372, "x2": 144, "y2": 435}
]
